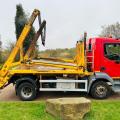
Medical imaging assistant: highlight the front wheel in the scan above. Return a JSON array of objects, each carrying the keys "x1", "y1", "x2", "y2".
[
  {"x1": 90, "y1": 81, "x2": 111, "y2": 99},
  {"x1": 17, "y1": 82, "x2": 37, "y2": 101}
]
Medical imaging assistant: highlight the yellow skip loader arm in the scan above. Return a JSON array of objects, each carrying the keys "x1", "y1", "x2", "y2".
[
  {"x1": 0, "y1": 9, "x2": 41, "y2": 88},
  {"x1": 24, "y1": 20, "x2": 46, "y2": 61}
]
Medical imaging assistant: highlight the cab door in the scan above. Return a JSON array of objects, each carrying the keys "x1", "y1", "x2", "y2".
[{"x1": 101, "y1": 42, "x2": 120, "y2": 78}]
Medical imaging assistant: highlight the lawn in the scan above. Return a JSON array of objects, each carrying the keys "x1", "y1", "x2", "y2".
[{"x1": 0, "y1": 100, "x2": 120, "y2": 120}]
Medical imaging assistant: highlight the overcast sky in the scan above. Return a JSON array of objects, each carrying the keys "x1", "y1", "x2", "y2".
[{"x1": 0, "y1": 0, "x2": 120, "y2": 50}]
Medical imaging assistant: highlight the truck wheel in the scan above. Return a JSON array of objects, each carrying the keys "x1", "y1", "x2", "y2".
[
  {"x1": 90, "y1": 81, "x2": 111, "y2": 99},
  {"x1": 17, "y1": 82, "x2": 37, "y2": 101}
]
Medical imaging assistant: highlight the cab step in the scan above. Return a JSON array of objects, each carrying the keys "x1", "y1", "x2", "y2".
[{"x1": 113, "y1": 80, "x2": 120, "y2": 92}]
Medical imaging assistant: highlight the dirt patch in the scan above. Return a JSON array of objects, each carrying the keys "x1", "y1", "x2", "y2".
[{"x1": 0, "y1": 85, "x2": 19, "y2": 101}]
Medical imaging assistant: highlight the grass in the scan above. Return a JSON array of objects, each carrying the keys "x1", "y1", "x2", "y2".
[
  {"x1": 0, "y1": 101, "x2": 58, "y2": 120},
  {"x1": 0, "y1": 100, "x2": 120, "y2": 120},
  {"x1": 84, "y1": 100, "x2": 120, "y2": 120}
]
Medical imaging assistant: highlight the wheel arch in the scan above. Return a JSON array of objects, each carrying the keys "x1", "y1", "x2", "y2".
[
  {"x1": 9, "y1": 74, "x2": 38, "y2": 83},
  {"x1": 88, "y1": 72, "x2": 114, "y2": 93},
  {"x1": 14, "y1": 75, "x2": 38, "y2": 94}
]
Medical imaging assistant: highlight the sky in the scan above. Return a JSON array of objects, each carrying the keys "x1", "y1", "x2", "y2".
[{"x1": 0, "y1": 0, "x2": 120, "y2": 50}]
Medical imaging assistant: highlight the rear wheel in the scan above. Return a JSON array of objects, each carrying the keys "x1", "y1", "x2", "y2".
[
  {"x1": 17, "y1": 82, "x2": 37, "y2": 101},
  {"x1": 90, "y1": 81, "x2": 111, "y2": 99}
]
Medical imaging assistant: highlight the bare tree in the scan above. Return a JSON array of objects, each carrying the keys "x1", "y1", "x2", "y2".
[{"x1": 100, "y1": 22, "x2": 120, "y2": 38}]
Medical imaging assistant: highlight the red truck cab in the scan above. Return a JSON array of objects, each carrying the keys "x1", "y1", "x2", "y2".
[{"x1": 87, "y1": 37, "x2": 120, "y2": 78}]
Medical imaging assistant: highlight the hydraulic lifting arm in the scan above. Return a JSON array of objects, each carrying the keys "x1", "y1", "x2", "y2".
[
  {"x1": 24, "y1": 20, "x2": 46, "y2": 61},
  {"x1": 0, "y1": 9, "x2": 41, "y2": 88}
]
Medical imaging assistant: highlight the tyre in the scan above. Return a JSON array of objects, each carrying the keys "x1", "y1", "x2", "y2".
[
  {"x1": 90, "y1": 81, "x2": 111, "y2": 99},
  {"x1": 17, "y1": 82, "x2": 37, "y2": 101}
]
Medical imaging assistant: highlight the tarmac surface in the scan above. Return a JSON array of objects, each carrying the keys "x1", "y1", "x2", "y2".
[{"x1": 0, "y1": 84, "x2": 120, "y2": 101}]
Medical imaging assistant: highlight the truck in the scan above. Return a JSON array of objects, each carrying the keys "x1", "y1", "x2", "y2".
[{"x1": 0, "y1": 9, "x2": 120, "y2": 101}]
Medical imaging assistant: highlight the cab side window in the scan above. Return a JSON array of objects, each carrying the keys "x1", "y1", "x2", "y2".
[{"x1": 104, "y1": 44, "x2": 120, "y2": 61}]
